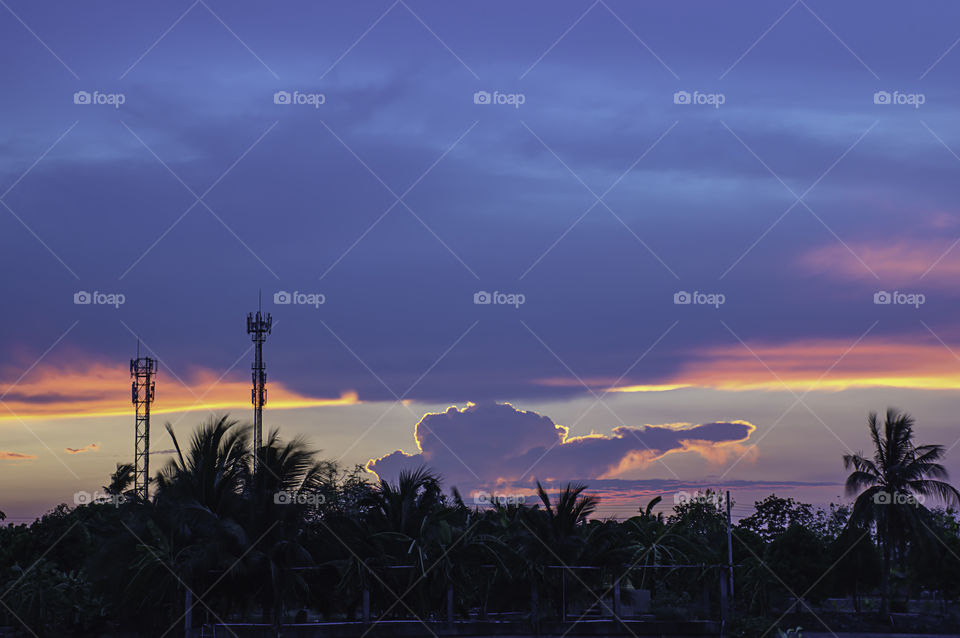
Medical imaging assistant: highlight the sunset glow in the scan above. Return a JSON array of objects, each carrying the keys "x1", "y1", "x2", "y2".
[{"x1": 0, "y1": 361, "x2": 359, "y2": 422}]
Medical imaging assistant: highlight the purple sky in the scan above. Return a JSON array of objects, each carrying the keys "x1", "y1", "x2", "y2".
[{"x1": 3, "y1": 1, "x2": 960, "y2": 522}]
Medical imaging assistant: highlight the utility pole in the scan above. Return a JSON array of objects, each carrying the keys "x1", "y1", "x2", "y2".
[{"x1": 726, "y1": 490, "x2": 734, "y2": 613}]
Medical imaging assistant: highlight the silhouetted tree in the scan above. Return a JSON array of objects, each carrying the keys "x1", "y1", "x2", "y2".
[{"x1": 843, "y1": 408, "x2": 959, "y2": 614}]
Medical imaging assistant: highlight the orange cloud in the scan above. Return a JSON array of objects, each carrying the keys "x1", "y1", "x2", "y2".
[
  {"x1": 0, "y1": 361, "x2": 359, "y2": 422},
  {"x1": 605, "y1": 339, "x2": 960, "y2": 394},
  {"x1": 537, "y1": 378, "x2": 691, "y2": 393},
  {"x1": 799, "y1": 239, "x2": 960, "y2": 285},
  {"x1": 65, "y1": 442, "x2": 99, "y2": 454},
  {"x1": 0, "y1": 451, "x2": 37, "y2": 460}
]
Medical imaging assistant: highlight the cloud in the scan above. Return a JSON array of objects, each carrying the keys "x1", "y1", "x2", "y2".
[
  {"x1": 366, "y1": 402, "x2": 755, "y2": 490},
  {"x1": 65, "y1": 442, "x2": 99, "y2": 454},
  {"x1": 0, "y1": 451, "x2": 37, "y2": 460},
  {"x1": 662, "y1": 338, "x2": 960, "y2": 393},
  {"x1": 0, "y1": 360, "x2": 359, "y2": 422},
  {"x1": 534, "y1": 477, "x2": 841, "y2": 513},
  {"x1": 798, "y1": 239, "x2": 960, "y2": 287}
]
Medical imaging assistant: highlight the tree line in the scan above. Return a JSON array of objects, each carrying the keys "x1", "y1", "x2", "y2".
[{"x1": 1, "y1": 408, "x2": 959, "y2": 637}]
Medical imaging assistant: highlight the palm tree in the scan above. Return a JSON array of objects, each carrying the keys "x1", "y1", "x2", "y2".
[
  {"x1": 156, "y1": 415, "x2": 250, "y2": 516},
  {"x1": 103, "y1": 463, "x2": 134, "y2": 497},
  {"x1": 363, "y1": 467, "x2": 445, "y2": 616},
  {"x1": 527, "y1": 483, "x2": 599, "y2": 620},
  {"x1": 534, "y1": 481, "x2": 599, "y2": 549},
  {"x1": 842, "y1": 408, "x2": 960, "y2": 614},
  {"x1": 625, "y1": 497, "x2": 689, "y2": 591},
  {"x1": 245, "y1": 428, "x2": 328, "y2": 630},
  {"x1": 366, "y1": 467, "x2": 443, "y2": 539},
  {"x1": 152, "y1": 416, "x2": 252, "y2": 630}
]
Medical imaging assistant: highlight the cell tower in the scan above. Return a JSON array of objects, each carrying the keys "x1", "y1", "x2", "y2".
[
  {"x1": 131, "y1": 342, "x2": 157, "y2": 502},
  {"x1": 247, "y1": 296, "x2": 272, "y2": 473}
]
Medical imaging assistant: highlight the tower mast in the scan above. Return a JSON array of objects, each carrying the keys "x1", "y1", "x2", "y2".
[
  {"x1": 131, "y1": 340, "x2": 157, "y2": 502},
  {"x1": 247, "y1": 295, "x2": 272, "y2": 473}
]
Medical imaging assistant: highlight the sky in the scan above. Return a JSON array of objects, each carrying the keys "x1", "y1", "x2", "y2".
[{"x1": 3, "y1": 0, "x2": 960, "y2": 522}]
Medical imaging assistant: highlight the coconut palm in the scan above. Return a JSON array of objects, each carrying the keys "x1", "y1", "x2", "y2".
[
  {"x1": 522, "y1": 483, "x2": 599, "y2": 619},
  {"x1": 363, "y1": 467, "x2": 445, "y2": 616},
  {"x1": 624, "y1": 497, "x2": 690, "y2": 591},
  {"x1": 155, "y1": 416, "x2": 250, "y2": 516},
  {"x1": 151, "y1": 416, "x2": 252, "y2": 629},
  {"x1": 366, "y1": 467, "x2": 443, "y2": 538},
  {"x1": 842, "y1": 408, "x2": 960, "y2": 613},
  {"x1": 103, "y1": 463, "x2": 134, "y2": 497},
  {"x1": 533, "y1": 481, "x2": 599, "y2": 552},
  {"x1": 245, "y1": 428, "x2": 328, "y2": 629}
]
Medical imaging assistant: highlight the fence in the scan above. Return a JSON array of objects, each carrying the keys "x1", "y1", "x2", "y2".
[{"x1": 194, "y1": 562, "x2": 732, "y2": 632}]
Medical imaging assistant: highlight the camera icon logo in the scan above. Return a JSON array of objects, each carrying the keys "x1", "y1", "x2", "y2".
[
  {"x1": 873, "y1": 491, "x2": 892, "y2": 505},
  {"x1": 274, "y1": 291, "x2": 291, "y2": 304},
  {"x1": 73, "y1": 490, "x2": 93, "y2": 505},
  {"x1": 673, "y1": 91, "x2": 691, "y2": 105},
  {"x1": 873, "y1": 91, "x2": 891, "y2": 105},
  {"x1": 73, "y1": 90, "x2": 91, "y2": 105},
  {"x1": 274, "y1": 90, "x2": 291, "y2": 105},
  {"x1": 73, "y1": 291, "x2": 91, "y2": 304},
  {"x1": 673, "y1": 490, "x2": 690, "y2": 505},
  {"x1": 673, "y1": 291, "x2": 691, "y2": 305},
  {"x1": 273, "y1": 491, "x2": 292, "y2": 504},
  {"x1": 473, "y1": 90, "x2": 491, "y2": 105},
  {"x1": 873, "y1": 290, "x2": 891, "y2": 305},
  {"x1": 473, "y1": 290, "x2": 492, "y2": 304}
]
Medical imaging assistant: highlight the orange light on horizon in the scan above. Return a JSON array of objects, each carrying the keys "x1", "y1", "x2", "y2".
[
  {"x1": 596, "y1": 339, "x2": 960, "y2": 394},
  {"x1": 0, "y1": 361, "x2": 360, "y2": 422}
]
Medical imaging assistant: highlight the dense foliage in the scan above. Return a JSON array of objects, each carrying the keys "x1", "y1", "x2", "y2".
[{"x1": 2, "y1": 410, "x2": 960, "y2": 637}]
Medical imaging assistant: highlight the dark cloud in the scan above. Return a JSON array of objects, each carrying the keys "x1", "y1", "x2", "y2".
[
  {"x1": 0, "y1": 451, "x2": 37, "y2": 461},
  {"x1": 367, "y1": 402, "x2": 755, "y2": 490},
  {"x1": 2, "y1": 2, "x2": 960, "y2": 408},
  {"x1": 0, "y1": 391, "x2": 108, "y2": 405},
  {"x1": 65, "y1": 443, "x2": 100, "y2": 454}
]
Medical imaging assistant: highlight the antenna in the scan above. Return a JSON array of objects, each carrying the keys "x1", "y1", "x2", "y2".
[
  {"x1": 247, "y1": 300, "x2": 272, "y2": 473},
  {"x1": 131, "y1": 343, "x2": 157, "y2": 502}
]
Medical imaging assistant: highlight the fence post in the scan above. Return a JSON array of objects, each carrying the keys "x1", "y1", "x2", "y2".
[
  {"x1": 561, "y1": 570, "x2": 566, "y2": 623},
  {"x1": 362, "y1": 587, "x2": 370, "y2": 623},
  {"x1": 447, "y1": 583, "x2": 454, "y2": 625},
  {"x1": 613, "y1": 576, "x2": 622, "y2": 619},
  {"x1": 719, "y1": 569, "x2": 729, "y2": 624},
  {"x1": 184, "y1": 588, "x2": 193, "y2": 638},
  {"x1": 531, "y1": 582, "x2": 539, "y2": 623}
]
